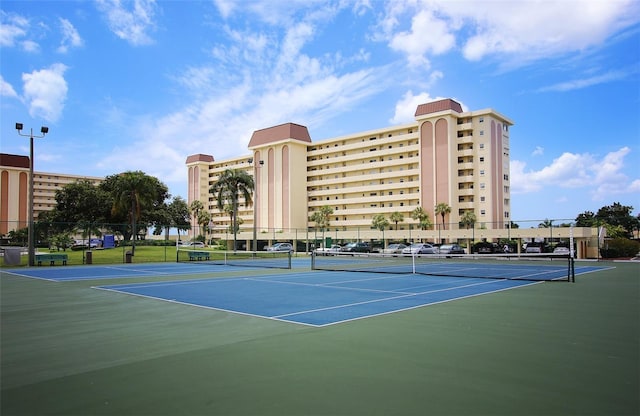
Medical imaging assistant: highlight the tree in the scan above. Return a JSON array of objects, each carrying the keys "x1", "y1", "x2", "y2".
[
  {"x1": 459, "y1": 211, "x2": 477, "y2": 229},
  {"x1": 435, "y1": 203, "x2": 451, "y2": 230},
  {"x1": 197, "y1": 210, "x2": 212, "y2": 242},
  {"x1": 538, "y1": 219, "x2": 553, "y2": 228},
  {"x1": 596, "y1": 202, "x2": 636, "y2": 237},
  {"x1": 169, "y1": 196, "x2": 191, "y2": 241},
  {"x1": 411, "y1": 206, "x2": 432, "y2": 230},
  {"x1": 48, "y1": 179, "x2": 111, "y2": 232},
  {"x1": 389, "y1": 211, "x2": 404, "y2": 230},
  {"x1": 310, "y1": 205, "x2": 333, "y2": 248},
  {"x1": 210, "y1": 169, "x2": 254, "y2": 251},
  {"x1": 371, "y1": 214, "x2": 390, "y2": 245},
  {"x1": 575, "y1": 211, "x2": 596, "y2": 227},
  {"x1": 107, "y1": 171, "x2": 168, "y2": 255},
  {"x1": 189, "y1": 200, "x2": 204, "y2": 236}
]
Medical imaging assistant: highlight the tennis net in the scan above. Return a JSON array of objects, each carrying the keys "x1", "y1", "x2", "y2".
[
  {"x1": 311, "y1": 251, "x2": 574, "y2": 282},
  {"x1": 177, "y1": 249, "x2": 292, "y2": 269}
]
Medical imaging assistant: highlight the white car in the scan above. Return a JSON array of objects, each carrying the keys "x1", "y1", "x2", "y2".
[
  {"x1": 381, "y1": 243, "x2": 407, "y2": 254},
  {"x1": 316, "y1": 245, "x2": 342, "y2": 255},
  {"x1": 182, "y1": 242, "x2": 205, "y2": 248},
  {"x1": 402, "y1": 243, "x2": 437, "y2": 255}
]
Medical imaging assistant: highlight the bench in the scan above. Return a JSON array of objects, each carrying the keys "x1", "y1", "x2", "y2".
[
  {"x1": 35, "y1": 253, "x2": 68, "y2": 266},
  {"x1": 188, "y1": 251, "x2": 210, "y2": 261}
]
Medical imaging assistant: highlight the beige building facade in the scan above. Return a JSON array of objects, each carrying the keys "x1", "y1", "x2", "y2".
[
  {"x1": 0, "y1": 153, "x2": 103, "y2": 235},
  {"x1": 187, "y1": 98, "x2": 514, "y2": 236}
]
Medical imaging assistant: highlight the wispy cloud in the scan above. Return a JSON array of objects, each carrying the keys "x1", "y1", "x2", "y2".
[
  {"x1": 536, "y1": 69, "x2": 633, "y2": 92},
  {"x1": 0, "y1": 75, "x2": 18, "y2": 98},
  {"x1": 0, "y1": 11, "x2": 41, "y2": 52},
  {"x1": 95, "y1": 0, "x2": 157, "y2": 46},
  {"x1": 57, "y1": 18, "x2": 83, "y2": 53}
]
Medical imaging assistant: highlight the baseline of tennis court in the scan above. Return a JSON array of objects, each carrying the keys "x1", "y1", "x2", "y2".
[{"x1": 96, "y1": 271, "x2": 542, "y2": 326}]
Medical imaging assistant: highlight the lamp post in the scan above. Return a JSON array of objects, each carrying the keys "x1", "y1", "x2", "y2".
[
  {"x1": 248, "y1": 157, "x2": 263, "y2": 252},
  {"x1": 15, "y1": 123, "x2": 49, "y2": 267}
]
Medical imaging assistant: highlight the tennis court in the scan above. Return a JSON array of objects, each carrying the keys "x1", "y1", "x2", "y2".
[
  {"x1": 96, "y1": 271, "x2": 539, "y2": 326},
  {"x1": 1, "y1": 257, "x2": 637, "y2": 415}
]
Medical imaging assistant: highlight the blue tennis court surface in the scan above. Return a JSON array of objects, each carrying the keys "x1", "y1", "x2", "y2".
[
  {"x1": 96, "y1": 272, "x2": 541, "y2": 326},
  {"x1": 3, "y1": 262, "x2": 267, "y2": 282}
]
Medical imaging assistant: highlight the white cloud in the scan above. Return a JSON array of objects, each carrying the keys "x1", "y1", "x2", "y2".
[
  {"x1": 531, "y1": 146, "x2": 544, "y2": 156},
  {"x1": 376, "y1": 0, "x2": 640, "y2": 68},
  {"x1": 57, "y1": 18, "x2": 83, "y2": 53},
  {"x1": 22, "y1": 63, "x2": 69, "y2": 122},
  {"x1": 0, "y1": 75, "x2": 18, "y2": 98},
  {"x1": 0, "y1": 11, "x2": 41, "y2": 52},
  {"x1": 390, "y1": 91, "x2": 442, "y2": 124},
  {"x1": 389, "y1": 9, "x2": 456, "y2": 67},
  {"x1": 511, "y1": 147, "x2": 640, "y2": 202},
  {"x1": 96, "y1": 0, "x2": 157, "y2": 46},
  {"x1": 390, "y1": 90, "x2": 467, "y2": 124},
  {"x1": 0, "y1": 12, "x2": 28, "y2": 47}
]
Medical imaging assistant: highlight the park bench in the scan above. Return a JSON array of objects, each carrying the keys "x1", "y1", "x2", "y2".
[
  {"x1": 188, "y1": 251, "x2": 210, "y2": 261},
  {"x1": 35, "y1": 253, "x2": 68, "y2": 266}
]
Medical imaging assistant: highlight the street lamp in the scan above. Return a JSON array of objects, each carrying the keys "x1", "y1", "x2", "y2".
[
  {"x1": 15, "y1": 123, "x2": 49, "y2": 266},
  {"x1": 248, "y1": 157, "x2": 263, "y2": 252}
]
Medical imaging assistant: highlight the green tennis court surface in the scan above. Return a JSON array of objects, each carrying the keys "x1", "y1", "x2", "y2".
[{"x1": 1, "y1": 260, "x2": 638, "y2": 415}]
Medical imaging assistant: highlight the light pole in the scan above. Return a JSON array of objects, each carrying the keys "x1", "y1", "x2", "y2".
[
  {"x1": 15, "y1": 123, "x2": 49, "y2": 267},
  {"x1": 248, "y1": 157, "x2": 263, "y2": 252}
]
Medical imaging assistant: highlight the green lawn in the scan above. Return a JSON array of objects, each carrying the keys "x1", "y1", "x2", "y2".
[{"x1": 1, "y1": 261, "x2": 638, "y2": 415}]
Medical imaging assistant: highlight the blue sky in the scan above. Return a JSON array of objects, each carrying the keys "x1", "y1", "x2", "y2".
[{"x1": 1, "y1": 0, "x2": 639, "y2": 223}]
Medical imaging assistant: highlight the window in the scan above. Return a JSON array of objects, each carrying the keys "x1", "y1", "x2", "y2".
[
  {"x1": 479, "y1": 117, "x2": 484, "y2": 123},
  {"x1": 479, "y1": 143, "x2": 485, "y2": 149},
  {"x1": 479, "y1": 157, "x2": 484, "y2": 162},
  {"x1": 480, "y1": 131, "x2": 484, "y2": 136},
  {"x1": 480, "y1": 170, "x2": 485, "y2": 176},
  {"x1": 480, "y1": 210, "x2": 486, "y2": 216}
]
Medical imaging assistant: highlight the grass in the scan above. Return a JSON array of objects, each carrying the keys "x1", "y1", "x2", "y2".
[
  {"x1": 1, "y1": 260, "x2": 638, "y2": 415},
  {"x1": 2, "y1": 245, "x2": 182, "y2": 266}
]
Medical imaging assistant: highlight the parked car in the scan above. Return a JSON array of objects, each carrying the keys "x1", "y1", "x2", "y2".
[
  {"x1": 340, "y1": 242, "x2": 371, "y2": 253},
  {"x1": 402, "y1": 243, "x2": 437, "y2": 255},
  {"x1": 525, "y1": 242, "x2": 546, "y2": 253},
  {"x1": 472, "y1": 242, "x2": 495, "y2": 254},
  {"x1": 438, "y1": 244, "x2": 465, "y2": 255},
  {"x1": 381, "y1": 243, "x2": 407, "y2": 254},
  {"x1": 315, "y1": 244, "x2": 342, "y2": 255},
  {"x1": 553, "y1": 246, "x2": 571, "y2": 255},
  {"x1": 266, "y1": 242, "x2": 293, "y2": 252},
  {"x1": 182, "y1": 241, "x2": 205, "y2": 248}
]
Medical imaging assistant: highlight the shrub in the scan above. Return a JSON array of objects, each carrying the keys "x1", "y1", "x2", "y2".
[{"x1": 600, "y1": 238, "x2": 640, "y2": 258}]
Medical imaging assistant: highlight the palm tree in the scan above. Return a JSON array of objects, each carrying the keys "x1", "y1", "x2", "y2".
[
  {"x1": 210, "y1": 169, "x2": 254, "y2": 252},
  {"x1": 460, "y1": 211, "x2": 477, "y2": 230},
  {"x1": 411, "y1": 206, "x2": 432, "y2": 230},
  {"x1": 390, "y1": 211, "x2": 404, "y2": 231},
  {"x1": 435, "y1": 202, "x2": 452, "y2": 230},
  {"x1": 189, "y1": 200, "x2": 204, "y2": 238},
  {"x1": 111, "y1": 171, "x2": 158, "y2": 255},
  {"x1": 310, "y1": 205, "x2": 333, "y2": 248},
  {"x1": 372, "y1": 214, "x2": 390, "y2": 245}
]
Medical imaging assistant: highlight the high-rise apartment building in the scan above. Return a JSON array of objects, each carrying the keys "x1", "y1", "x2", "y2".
[
  {"x1": 186, "y1": 98, "x2": 513, "y2": 240},
  {"x1": 0, "y1": 153, "x2": 103, "y2": 235}
]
